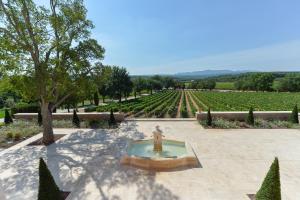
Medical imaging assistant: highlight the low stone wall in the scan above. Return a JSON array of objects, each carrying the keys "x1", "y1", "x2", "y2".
[
  {"x1": 14, "y1": 112, "x2": 125, "y2": 122},
  {"x1": 196, "y1": 111, "x2": 297, "y2": 121}
]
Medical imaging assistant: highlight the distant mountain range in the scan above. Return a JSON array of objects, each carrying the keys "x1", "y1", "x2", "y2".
[{"x1": 173, "y1": 70, "x2": 252, "y2": 78}]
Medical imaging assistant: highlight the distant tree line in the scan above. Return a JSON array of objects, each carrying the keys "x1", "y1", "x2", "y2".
[{"x1": 187, "y1": 80, "x2": 216, "y2": 90}]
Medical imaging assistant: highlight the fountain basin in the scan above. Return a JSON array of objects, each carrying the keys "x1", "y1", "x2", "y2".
[{"x1": 121, "y1": 139, "x2": 199, "y2": 171}]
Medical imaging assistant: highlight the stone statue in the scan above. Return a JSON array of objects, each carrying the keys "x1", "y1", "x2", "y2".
[{"x1": 153, "y1": 125, "x2": 164, "y2": 152}]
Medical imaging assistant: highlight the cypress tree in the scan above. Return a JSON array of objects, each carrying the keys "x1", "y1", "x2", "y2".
[
  {"x1": 72, "y1": 110, "x2": 80, "y2": 128},
  {"x1": 247, "y1": 107, "x2": 254, "y2": 125},
  {"x1": 38, "y1": 158, "x2": 62, "y2": 200},
  {"x1": 256, "y1": 157, "x2": 281, "y2": 200},
  {"x1": 38, "y1": 111, "x2": 43, "y2": 126},
  {"x1": 290, "y1": 104, "x2": 299, "y2": 124},
  {"x1": 206, "y1": 108, "x2": 212, "y2": 126},
  {"x1": 108, "y1": 109, "x2": 116, "y2": 127},
  {"x1": 94, "y1": 92, "x2": 99, "y2": 106},
  {"x1": 4, "y1": 109, "x2": 13, "y2": 124}
]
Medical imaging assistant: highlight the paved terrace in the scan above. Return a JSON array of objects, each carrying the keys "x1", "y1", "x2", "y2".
[{"x1": 0, "y1": 121, "x2": 300, "y2": 199}]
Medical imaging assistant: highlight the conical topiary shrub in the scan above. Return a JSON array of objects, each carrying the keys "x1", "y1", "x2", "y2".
[
  {"x1": 72, "y1": 110, "x2": 80, "y2": 128},
  {"x1": 4, "y1": 109, "x2": 13, "y2": 124},
  {"x1": 108, "y1": 109, "x2": 116, "y2": 127},
  {"x1": 38, "y1": 111, "x2": 43, "y2": 126},
  {"x1": 256, "y1": 157, "x2": 281, "y2": 200},
  {"x1": 38, "y1": 158, "x2": 62, "y2": 200},
  {"x1": 206, "y1": 108, "x2": 212, "y2": 126},
  {"x1": 290, "y1": 104, "x2": 299, "y2": 124},
  {"x1": 247, "y1": 107, "x2": 254, "y2": 125}
]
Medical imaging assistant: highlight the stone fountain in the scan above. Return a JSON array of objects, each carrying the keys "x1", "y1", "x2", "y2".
[{"x1": 121, "y1": 125, "x2": 199, "y2": 171}]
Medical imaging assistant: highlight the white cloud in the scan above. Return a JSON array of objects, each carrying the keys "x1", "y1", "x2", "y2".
[{"x1": 131, "y1": 40, "x2": 300, "y2": 75}]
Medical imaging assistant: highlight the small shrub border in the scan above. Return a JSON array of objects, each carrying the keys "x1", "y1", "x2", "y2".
[{"x1": 200, "y1": 118, "x2": 300, "y2": 129}]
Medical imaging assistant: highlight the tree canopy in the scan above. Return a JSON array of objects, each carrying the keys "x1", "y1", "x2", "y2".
[{"x1": 0, "y1": 0, "x2": 105, "y2": 144}]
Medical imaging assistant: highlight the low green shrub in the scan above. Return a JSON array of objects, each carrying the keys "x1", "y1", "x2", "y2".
[
  {"x1": 1, "y1": 120, "x2": 42, "y2": 138},
  {"x1": 6, "y1": 132, "x2": 13, "y2": 139},
  {"x1": 84, "y1": 105, "x2": 97, "y2": 112},
  {"x1": 254, "y1": 118, "x2": 272, "y2": 129},
  {"x1": 14, "y1": 133, "x2": 21, "y2": 141},
  {"x1": 212, "y1": 118, "x2": 239, "y2": 129},
  {"x1": 86, "y1": 120, "x2": 109, "y2": 129},
  {"x1": 52, "y1": 120, "x2": 75, "y2": 128}
]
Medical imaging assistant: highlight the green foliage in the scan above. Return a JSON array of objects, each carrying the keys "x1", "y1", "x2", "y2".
[
  {"x1": 276, "y1": 73, "x2": 300, "y2": 92},
  {"x1": 189, "y1": 80, "x2": 216, "y2": 90},
  {"x1": 215, "y1": 82, "x2": 235, "y2": 90},
  {"x1": 256, "y1": 157, "x2": 281, "y2": 200},
  {"x1": 6, "y1": 132, "x2": 13, "y2": 139},
  {"x1": 72, "y1": 110, "x2": 80, "y2": 128},
  {"x1": 290, "y1": 105, "x2": 299, "y2": 124},
  {"x1": 206, "y1": 108, "x2": 212, "y2": 126},
  {"x1": 106, "y1": 66, "x2": 133, "y2": 102},
  {"x1": 191, "y1": 91, "x2": 300, "y2": 111},
  {"x1": 235, "y1": 73, "x2": 275, "y2": 91},
  {"x1": 1, "y1": 120, "x2": 42, "y2": 139},
  {"x1": 247, "y1": 107, "x2": 255, "y2": 125},
  {"x1": 38, "y1": 158, "x2": 62, "y2": 200},
  {"x1": 0, "y1": 0, "x2": 105, "y2": 142},
  {"x1": 4, "y1": 109, "x2": 13, "y2": 124},
  {"x1": 93, "y1": 92, "x2": 99, "y2": 106},
  {"x1": 38, "y1": 111, "x2": 43, "y2": 127},
  {"x1": 108, "y1": 109, "x2": 116, "y2": 127},
  {"x1": 11, "y1": 103, "x2": 39, "y2": 115},
  {"x1": 180, "y1": 92, "x2": 188, "y2": 118},
  {"x1": 87, "y1": 120, "x2": 109, "y2": 129}
]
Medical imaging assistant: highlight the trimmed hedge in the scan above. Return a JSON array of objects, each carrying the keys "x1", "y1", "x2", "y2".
[
  {"x1": 247, "y1": 107, "x2": 254, "y2": 125},
  {"x1": 256, "y1": 157, "x2": 281, "y2": 200},
  {"x1": 4, "y1": 109, "x2": 13, "y2": 124},
  {"x1": 206, "y1": 108, "x2": 212, "y2": 126},
  {"x1": 72, "y1": 110, "x2": 80, "y2": 128},
  {"x1": 290, "y1": 104, "x2": 299, "y2": 124},
  {"x1": 38, "y1": 158, "x2": 62, "y2": 200},
  {"x1": 108, "y1": 109, "x2": 116, "y2": 127},
  {"x1": 11, "y1": 102, "x2": 39, "y2": 115}
]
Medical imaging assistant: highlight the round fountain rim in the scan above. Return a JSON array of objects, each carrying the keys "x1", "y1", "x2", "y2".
[{"x1": 120, "y1": 138, "x2": 199, "y2": 170}]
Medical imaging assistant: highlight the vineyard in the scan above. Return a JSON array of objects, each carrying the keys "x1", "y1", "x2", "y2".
[{"x1": 85, "y1": 90, "x2": 300, "y2": 118}]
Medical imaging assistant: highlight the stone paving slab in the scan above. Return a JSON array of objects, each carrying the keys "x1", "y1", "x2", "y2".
[{"x1": 0, "y1": 122, "x2": 300, "y2": 200}]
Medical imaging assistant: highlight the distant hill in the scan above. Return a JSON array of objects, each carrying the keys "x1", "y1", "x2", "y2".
[{"x1": 173, "y1": 70, "x2": 251, "y2": 79}]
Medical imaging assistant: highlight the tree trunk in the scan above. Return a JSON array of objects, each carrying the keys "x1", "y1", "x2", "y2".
[
  {"x1": 102, "y1": 96, "x2": 105, "y2": 103},
  {"x1": 41, "y1": 102, "x2": 54, "y2": 145}
]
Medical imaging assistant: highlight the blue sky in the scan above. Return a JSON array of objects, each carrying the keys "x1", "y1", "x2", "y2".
[{"x1": 39, "y1": 0, "x2": 300, "y2": 75}]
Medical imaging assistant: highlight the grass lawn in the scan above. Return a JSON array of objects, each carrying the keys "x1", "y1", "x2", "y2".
[
  {"x1": 0, "y1": 109, "x2": 5, "y2": 118},
  {"x1": 215, "y1": 82, "x2": 235, "y2": 90}
]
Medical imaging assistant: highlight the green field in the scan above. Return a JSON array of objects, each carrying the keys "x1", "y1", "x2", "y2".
[
  {"x1": 86, "y1": 90, "x2": 300, "y2": 118},
  {"x1": 191, "y1": 91, "x2": 300, "y2": 111},
  {"x1": 215, "y1": 82, "x2": 235, "y2": 90}
]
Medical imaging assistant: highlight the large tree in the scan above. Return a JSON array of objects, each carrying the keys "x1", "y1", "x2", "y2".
[
  {"x1": 107, "y1": 66, "x2": 132, "y2": 102},
  {"x1": 0, "y1": 0, "x2": 104, "y2": 144}
]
